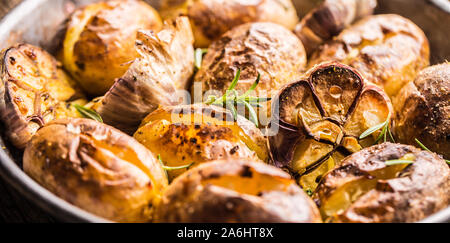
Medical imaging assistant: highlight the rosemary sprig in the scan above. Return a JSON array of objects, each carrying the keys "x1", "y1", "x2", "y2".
[
  {"x1": 205, "y1": 69, "x2": 270, "y2": 126},
  {"x1": 415, "y1": 139, "x2": 450, "y2": 164},
  {"x1": 73, "y1": 104, "x2": 103, "y2": 123},
  {"x1": 359, "y1": 116, "x2": 395, "y2": 144},
  {"x1": 194, "y1": 48, "x2": 208, "y2": 70},
  {"x1": 385, "y1": 159, "x2": 415, "y2": 166},
  {"x1": 158, "y1": 155, "x2": 193, "y2": 171}
]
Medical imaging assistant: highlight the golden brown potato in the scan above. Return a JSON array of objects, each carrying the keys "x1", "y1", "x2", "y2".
[
  {"x1": 294, "y1": 0, "x2": 377, "y2": 55},
  {"x1": 23, "y1": 118, "x2": 168, "y2": 223},
  {"x1": 315, "y1": 143, "x2": 450, "y2": 223},
  {"x1": 193, "y1": 22, "x2": 307, "y2": 124},
  {"x1": 309, "y1": 14, "x2": 430, "y2": 97},
  {"x1": 153, "y1": 159, "x2": 321, "y2": 222},
  {"x1": 62, "y1": 0, "x2": 163, "y2": 96},
  {"x1": 392, "y1": 63, "x2": 450, "y2": 159},
  {"x1": 160, "y1": 0, "x2": 299, "y2": 47},
  {"x1": 134, "y1": 104, "x2": 268, "y2": 180},
  {"x1": 269, "y1": 63, "x2": 393, "y2": 193},
  {"x1": 96, "y1": 17, "x2": 194, "y2": 134},
  {"x1": 0, "y1": 43, "x2": 85, "y2": 149}
]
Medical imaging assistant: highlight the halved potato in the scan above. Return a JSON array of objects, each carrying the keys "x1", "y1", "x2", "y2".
[
  {"x1": 393, "y1": 63, "x2": 450, "y2": 159},
  {"x1": 95, "y1": 17, "x2": 194, "y2": 134},
  {"x1": 315, "y1": 143, "x2": 450, "y2": 223},
  {"x1": 294, "y1": 0, "x2": 377, "y2": 55},
  {"x1": 134, "y1": 104, "x2": 268, "y2": 180},
  {"x1": 160, "y1": 0, "x2": 299, "y2": 47},
  {"x1": 62, "y1": 0, "x2": 163, "y2": 96},
  {"x1": 193, "y1": 22, "x2": 307, "y2": 124},
  {"x1": 269, "y1": 62, "x2": 392, "y2": 193},
  {"x1": 0, "y1": 43, "x2": 85, "y2": 149},
  {"x1": 309, "y1": 14, "x2": 430, "y2": 97},
  {"x1": 153, "y1": 159, "x2": 321, "y2": 223},
  {"x1": 23, "y1": 118, "x2": 168, "y2": 223}
]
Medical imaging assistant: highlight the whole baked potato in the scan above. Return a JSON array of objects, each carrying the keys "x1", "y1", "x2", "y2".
[
  {"x1": 160, "y1": 0, "x2": 299, "y2": 47},
  {"x1": 134, "y1": 104, "x2": 268, "y2": 180},
  {"x1": 315, "y1": 143, "x2": 450, "y2": 223},
  {"x1": 193, "y1": 22, "x2": 307, "y2": 124},
  {"x1": 0, "y1": 43, "x2": 85, "y2": 149},
  {"x1": 393, "y1": 63, "x2": 450, "y2": 159},
  {"x1": 294, "y1": 0, "x2": 377, "y2": 55},
  {"x1": 309, "y1": 14, "x2": 430, "y2": 97},
  {"x1": 95, "y1": 17, "x2": 194, "y2": 134},
  {"x1": 62, "y1": 0, "x2": 163, "y2": 96},
  {"x1": 23, "y1": 118, "x2": 168, "y2": 223},
  {"x1": 153, "y1": 159, "x2": 321, "y2": 223},
  {"x1": 269, "y1": 63, "x2": 392, "y2": 193}
]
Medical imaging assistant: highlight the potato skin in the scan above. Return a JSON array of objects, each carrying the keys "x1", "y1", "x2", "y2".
[
  {"x1": 23, "y1": 118, "x2": 168, "y2": 222},
  {"x1": 316, "y1": 143, "x2": 450, "y2": 223},
  {"x1": 393, "y1": 63, "x2": 450, "y2": 158},
  {"x1": 0, "y1": 43, "x2": 85, "y2": 149},
  {"x1": 153, "y1": 159, "x2": 321, "y2": 223},
  {"x1": 160, "y1": 0, "x2": 299, "y2": 47},
  {"x1": 63, "y1": 0, "x2": 163, "y2": 96},
  {"x1": 134, "y1": 104, "x2": 268, "y2": 180},
  {"x1": 309, "y1": 14, "x2": 430, "y2": 97},
  {"x1": 194, "y1": 22, "x2": 306, "y2": 122}
]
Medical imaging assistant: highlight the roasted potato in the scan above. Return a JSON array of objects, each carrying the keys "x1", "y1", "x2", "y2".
[
  {"x1": 96, "y1": 17, "x2": 194, "y2": 134},
  {"x1": 294, "y1": 0, "x2": 377, "y2": 55},
  {"x1": 160, "y1": 0, "x2": 299, "y2": 47},
  {"x1": 153, "y1": 159, "x2": 321, "y2": 222},
  {"x1": 193, "y1": 22, "x2": 307, "y2": 124},
  {"x1": 23, "y1": 118, "x2": 168, "y2": 222},
  {"x1": 269, "y1": 63, "x2": 392, "y2": 193},
  {"x1": 315, "y1": 143, "x2": 450, "y2": 223},
  {"x1": 309, "y1": 14, "x2": 430, "y2": 97},
  {"x1": 393, "y1": 63, "x2": 450, "y2": 159},
  {"x1": 0, "y1": 43, "x2": 85, "y2": 149},
  {"x1": 134, "y1": 104, "x2": 268, "y2": 180},
  {"x1": 62, "y1": 0, "x2": 163, "y2": 96}
]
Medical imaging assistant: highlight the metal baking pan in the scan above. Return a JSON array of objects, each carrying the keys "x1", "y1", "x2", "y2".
[{"x1": 0, "y1": 0, "x2": 449, "y2": 223}]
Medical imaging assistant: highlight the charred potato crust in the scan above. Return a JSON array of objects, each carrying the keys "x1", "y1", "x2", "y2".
[
  {"x1": 0, "y1": 43, "x2": 85, "y2": 149},
  {"x1": 134, "y1": 104, "x2": 269, "y2": 180},
  {"x1": 269, "y1": 62, "x2": 392, "y2": 192},
  {"x1": 63, "y1": 0, "x2": 163, "y2": 96},
  {"x1": 194, "y1": 22, "x2": 306, "y2": 122},
  {"x1": 316, "y1": 143, "x2": 450, "y2": 223},
  {"x1": 393, "y1": 63, "x2": 450, "y2": 159},
  {"x1": 160, "y1": 0, "x2": 299, "y2": 47},
  {"x1": 23, "y1": 118, "x2": 168, "y2": 223},
  {"x1": 309, "y1": 14, "x2": 430, "y2": 97},
  {"x1": 153, "y1": 159, "x2": 321, "y2": 223}
]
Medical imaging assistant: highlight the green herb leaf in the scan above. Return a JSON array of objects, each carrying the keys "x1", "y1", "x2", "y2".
[
  {"x1": 306, "y1": 189, "x2": 313, "y2": 196},
  {"x1": 158, "y1": 154, "x2": 193, "y2": 171},
  {"x1": 385, "y1": 159, "x2": 415, "y2": 166},
  {"x1": 359, "y1": 119, "x2": 388, "y2": 140},
  {"x1": 194, "y1": 48, "x2": 208, "y2": 70},
  {"x1": 244, "y1": 101, "x2": 259, "y2": 126},
  {"x1": 73, "y1": 104, "x2": 103, "y2": 123},
  {"x1": 228, "y1": 69, "x2": 241, "y2": 91},
  {"x1": 414, "y1": 138, "x2": 450, "y2": 164},
  {"x1": 243, "y1": 73, "x2": 261, "y2": 97},
  {"x1": 415, "y1": 138, "x2": 431, "y2": 152},
  {"x1": 203, "y1": 70, "x2": 270, "y2": 126}
]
